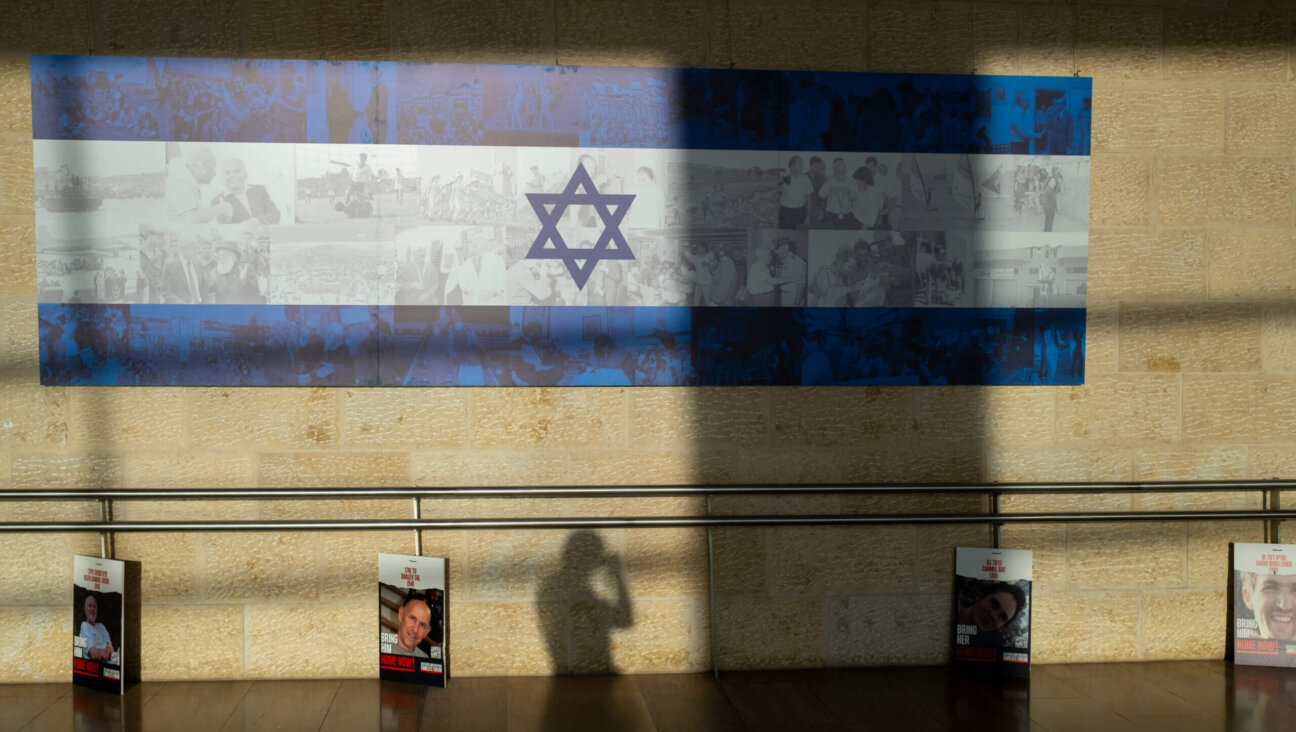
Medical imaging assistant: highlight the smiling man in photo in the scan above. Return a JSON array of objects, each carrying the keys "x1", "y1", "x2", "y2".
[
  {"x1": 391, "y1": 590, "x2": 433, "y2": 658},
  {"x1": 1242, "y1": 570, "x2": 1296, "y2": 641}
]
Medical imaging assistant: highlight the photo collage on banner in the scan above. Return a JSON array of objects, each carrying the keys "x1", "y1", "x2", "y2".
[{"x1": 32, "y1": 54, "x2": 1090, "y2": 387}]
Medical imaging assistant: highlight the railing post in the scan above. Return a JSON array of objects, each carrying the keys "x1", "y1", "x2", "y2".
[
  {"x1": 1269, "y1": 489, "x2": 1282, "y2": 545},
  {"x1": 706, "y1": 493, "x2": 720, "y2": 680},
  {"x1": 98, "y1": 498, "x2": 113, "y2": 559},
  {"x1": 413, "y1": 497, "x2": 422, "y2": 555},
  {"x1": 991, "y1": 491, "x2": 1002, "y2": 549}
]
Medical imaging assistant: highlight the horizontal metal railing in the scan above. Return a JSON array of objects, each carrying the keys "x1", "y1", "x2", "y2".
[
  {"x1": 4, "y1": 510, "x2": 1296, "y2": 533},
  {"x1": 2, "y1": 480, "x2": 1291, "y2": 501},
  {"x1": 1, "y1": 480, "x2": 1292, "y2": 532}
]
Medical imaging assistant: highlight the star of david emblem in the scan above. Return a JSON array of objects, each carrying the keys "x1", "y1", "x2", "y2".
[{"x1": 525, "y1": 163, "x2": 636, "y2": 289}]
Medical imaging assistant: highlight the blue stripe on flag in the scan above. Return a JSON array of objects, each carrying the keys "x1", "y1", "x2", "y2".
[
  {"x1": 31, "y1": 55, "x2": 1091, "y2": 156},
  {"x1": 38, "y1": 303, "x2": 1085, "y2": 387}
]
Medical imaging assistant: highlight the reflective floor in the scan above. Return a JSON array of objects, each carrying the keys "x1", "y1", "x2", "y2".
[{"x1": 6, "y1": 661, "x2": 1296, "y2": 731}]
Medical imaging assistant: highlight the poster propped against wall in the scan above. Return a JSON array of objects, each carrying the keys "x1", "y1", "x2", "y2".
[
  {"x1": 1233, "y1": 543, "x2": 1296, "y2": 667},
  {"x1": 73, "y1": 555, "x2": 138, "y2": 693},
  {"x1": 953, "y1": 547, "x2": 1032, "y2": 677},
  {"x1": 378, "y1": 553, "x2": 447, "y2": 686}
]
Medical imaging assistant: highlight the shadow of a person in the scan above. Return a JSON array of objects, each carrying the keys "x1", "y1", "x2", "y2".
[{"x1": 534, "y1": 530, "x2": 635, "y2": 731}]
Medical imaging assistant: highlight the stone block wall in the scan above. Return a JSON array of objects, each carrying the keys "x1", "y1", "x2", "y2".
[{"x1": 3, "y1": 0, "x2": 1295, "y2": 680}]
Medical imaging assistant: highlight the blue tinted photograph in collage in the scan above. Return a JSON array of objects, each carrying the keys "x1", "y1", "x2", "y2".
[
  {"x1": 32, "y1": 56, "x2": 160, "y2": 142},
  {"x1": 796, "y1": 306, "x2": 1085, "y2": 386},
  {"x1": 509, "y1": 306, "x2": 693, "y2": 386},
  {"x1": 394, "y1": 62, "x2": 484, "y2": 146},
  {"x1": 378, "y1": 305, "x2": 511, "y2": 386},
  {"x1": 783, "y1": 71, "x2": 1090, "y2": 156},
  {"x1": 318, "y1": 60, "x2": 397, "y2": 145},
  {"x1": 693, "y1": 307, "x2": 799, "y2": 385},
  {"x1": 129, "y1": 304, "x2": 268, "y2": 385},
  {"x1": 571, "y1": 66, "x2": 672, "y2": 149},
  {"x1": 668, "y1": 68, "x2": 785, "y2": 150},
  {"x1": 976, "y1": 76, "x2": 1091, "y2": 156},
  {"x1": 477, "y1": 64, "x2": 580, "y2": 148},
  {"x1": 259, "y1": 305, "x2": 381, "y2": 386},
  {"x1": 38, "y1": 303, "x2": 131, "y2": 385}
]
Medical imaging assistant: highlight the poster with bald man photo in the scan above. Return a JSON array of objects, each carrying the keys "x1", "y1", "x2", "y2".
[
  {"x1": 953, "y1": 547, "x2": 1032, "y2": 677},
  {"x1": 73, "y1": 555, "x2": 140, "y2": 694},
  {"x1": 378, "y1": 553, "x2": 447, "y2": 686},
  {"x1": 1233, "y1": 543, "x2": 1296, "y2": 667}
]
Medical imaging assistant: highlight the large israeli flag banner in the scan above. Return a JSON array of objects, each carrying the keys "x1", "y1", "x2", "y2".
[{"x1": 31, "y1": 55, "x2": 1089, "y2": 386}]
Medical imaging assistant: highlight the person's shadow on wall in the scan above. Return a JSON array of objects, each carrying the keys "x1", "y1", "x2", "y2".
[{"x1": 536, "y1": 530, "x2": 634, "y2": 729}]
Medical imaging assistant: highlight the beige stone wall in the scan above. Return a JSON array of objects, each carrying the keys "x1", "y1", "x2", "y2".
[{"x1": 3, "y1": 0, "x2": 1296, "y2": 680}]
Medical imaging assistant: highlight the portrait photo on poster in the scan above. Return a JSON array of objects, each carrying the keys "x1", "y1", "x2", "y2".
[{"x1": 954, "y1": 575, "x2": 1031, "y2": 649}]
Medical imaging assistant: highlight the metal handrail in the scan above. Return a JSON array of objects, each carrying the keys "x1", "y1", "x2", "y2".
[
  {"x1": 2, "y1": 479, "x2": 1293, "y2": 501},
  {"x1": 6, "y1": 510, "x2": 1296, "y2": 533}
]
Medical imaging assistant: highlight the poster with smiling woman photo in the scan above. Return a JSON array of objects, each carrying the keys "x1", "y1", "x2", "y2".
[
  {"x1": 952, "y1": 547, "x2": 1032, "y2": 677},
  {"x1": 378, "y1": 553, "x2": 447, "y2": 686},
  {"x1": 1233, "y1": 543, "x2": 1296, "y2": 668}
]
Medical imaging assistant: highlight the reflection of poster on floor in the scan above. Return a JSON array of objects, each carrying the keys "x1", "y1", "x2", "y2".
[
  {"x1": 1233, "y1": 543, "x2": 1296, "y2": 668},
  {"x1": 378, "y1": 553, "x2": 447, "y2": 686},
  {"x1": 953, "y1": 547, "x2": 1032, "y2": 677}
]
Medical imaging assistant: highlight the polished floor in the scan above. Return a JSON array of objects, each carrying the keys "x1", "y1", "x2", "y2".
[{"x1": 5, "y1": 661, "x2": 1296, "y2": 731}]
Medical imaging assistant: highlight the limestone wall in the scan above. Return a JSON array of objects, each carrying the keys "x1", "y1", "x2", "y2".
[{"x1": 3, "y1": 0, "x2": 1295, "y2": 680}]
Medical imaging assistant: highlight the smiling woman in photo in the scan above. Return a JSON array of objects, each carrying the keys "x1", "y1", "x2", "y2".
[{"x1": 957, "y1": 579, "x2": 1027, "y2": 638}]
